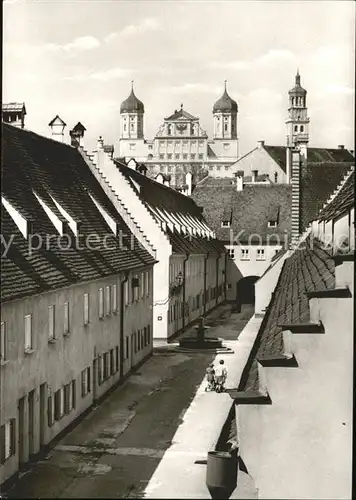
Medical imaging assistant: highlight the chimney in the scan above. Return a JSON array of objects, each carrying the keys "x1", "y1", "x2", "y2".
[
  {"x1": 252, "y1": 170, "x2": 258, "y2": 183},
  {"x1": 163, "y1": 176, "x2": 171, "y2": 187},
  {"x1": 96, "y1": 136, "x2": 104, "y2": 150},
  {"x1": 338, "y1": 145, "x2": 345, "y2": 150},
  {"x1": 257, "y1": 140, "x2": 265, "y2": 148},
  {"x1": 234, "y1": 171, "x2": 244, "y2": 191},
  {"x1": 48, "y1": 115, "x2": 66, "y2": 143},
  {"x1": 2, "y1": 102, "x2": 26, "y2": 129},
  {"x1": 291, "y1": 149, "x2": 301, "y2": 247},
  {"x1": 69, "y1": 122, "x2": 86, "y2": 148},
  {"x1": 186, "y1": 172, "x2": 192, "y2": 196}
]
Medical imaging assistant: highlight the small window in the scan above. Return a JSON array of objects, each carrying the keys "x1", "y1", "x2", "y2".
[
  {"x1": 227, "y1": 284, "x2": 232, "y2": 290},
  {"x1": 300, "y1": 125, "x2": 304, "y2": 132},
  {"x1": 129, "y1": 143, "x2": 135, "y2": 150},
  {"x1": 221, "y1": 221, "x2": 230, "y2": 228},
  {"x1": 256, "y1": 248, "x2": 266, "y2": 261},
  {"x1": 84, "y1": 294, "x2": 89, "y2": 325},
  {"x1": 217, "y1": 165, "x2": 221, "y2": 171},
  {"x1": 125, "y1": 337, "x2": 129, "y2": 359},
  {"x1": 198, "y1": 154, "x2": 204, "y2": 160},
  {"x1": 63, "y1": 302, "x2": 70, "y2": 335},
  {"x1": 167, "y1": 153, "x2": 172, "y2": 160},
  {"x1": 115, "y1": 346, "x2": 119, "y2": 371},
  {"x1": 241, "y1": 249, "x2": 249, "y2": 260},
  {"x1": 274, "y1": 172, "x2": 278, "y2": 183},
  {"x1": 183, "y1": 153, "x2": 188, "y2": 160},
  {"x1": 224, "y1": 124, "x2": 228, "y2": 132},
  {"x1": 268, "y1": 221, "x2": 277, "y2": 228},
  {"x1": 228, "y1": 248, "x2": 235, "y2": 259},
  {"x1": 225, "y1": 166, "x2": 229, "y2": 171},
  {"x1": 1, "y1": 322, "x2": 6, "y2": 362},
  {"x1": 112, "y1": 284, "x2": 117, "y2": 313},
  {"x1": 1, "y1": 419, "x2": 16, "y2": 461},
  {"x1": 191, "y1": 154, "x2": 196, "y2": 160},
  {"x1": 81, "y1": 367, "x2": 91, "y2": 397},
  {"x1": 159, "y1": 154, "x2": 164, "y2": 160},
  {"x1": 110, "y1": 349, "x2": 115, "y2": 375},
  {"x1": 54, "y1": 388, "x2": 64, "y2": 420},
  {"x1": 294, "y1": 125, "x2": 298, "y2": 132},
  {"x1": 99, "y1": 288, "x2": 104, "y2": 318},
  {"x1": 24, "y1": 314, "x2": 32, "y2": 351},
  {"x1": 168, "y1": 166, "x2": 172, "y2": 173},
  {"x1": 48, "y1": 395, "x2": 55, "y2": 427},
  {"x1": 124, "y1": 280, "x2": 129, "y2": 306},
  {"x1": 103, "y1": 352, "x2": 109, "y2": 380},
  {"x1": 105, "y1": 286, "x2": 111, "y2": 315},
  {"x1": 175, "y1": 154, "x2": 180, "y2": 160}
]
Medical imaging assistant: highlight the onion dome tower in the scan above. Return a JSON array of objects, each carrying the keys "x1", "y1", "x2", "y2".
[
  {"x1": 213, "y1": 81, "x2": 238, "y2": 139},
  {"x1": 120, "y1": 81, "x2": 144, "y2": 139}
]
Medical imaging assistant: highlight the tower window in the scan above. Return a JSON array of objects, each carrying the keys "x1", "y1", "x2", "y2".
[
  {"x1": 300, "y1": 125, "x2": 304, "y2": 132},
  {"x1": 123, "y1": 124, "x2": 127, "y2": 131},
  {"x1": 274, "y1": 172, "x2": 278, "y2": 183},
  {"x1": 224, "y1": 124, "x2": 228, "y2": 132},
  {"x1": 294, "y1": 125, "x2": 298, "y2": 132}
]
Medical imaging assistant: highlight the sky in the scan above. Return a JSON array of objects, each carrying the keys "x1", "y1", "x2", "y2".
[{"x1": 3, "y1": 0, "x2": 355, "y2": 155}]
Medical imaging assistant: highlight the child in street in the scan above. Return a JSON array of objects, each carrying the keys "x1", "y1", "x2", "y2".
[
  {"x1": 214, "y1": 359, "x2": 227, "y2": 392},
  {"x1": 205, "y1": 363, "x2": 215, "y2": 391}
]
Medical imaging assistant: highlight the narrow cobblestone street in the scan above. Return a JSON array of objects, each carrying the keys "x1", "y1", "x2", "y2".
[{"x1": 5, "y1": 305, "x2": 253, "y2": 499}]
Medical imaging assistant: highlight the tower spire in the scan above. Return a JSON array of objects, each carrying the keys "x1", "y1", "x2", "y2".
[
  {"x1": 224, "y1": 80, "x2": 227, "y2": 92},
  {"x1": 131, "y1": 80, "x2": 134, "y2": 92},
  {"x1": 295, "y1": 69, "x2": 300, "y2": 86}
]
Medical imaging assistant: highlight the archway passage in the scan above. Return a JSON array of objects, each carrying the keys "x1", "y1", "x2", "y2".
[{"x1": 236, "y1": 276, "x2": 259, "y2": 312}]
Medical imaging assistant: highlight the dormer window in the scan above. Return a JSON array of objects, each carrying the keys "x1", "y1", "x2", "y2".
[
  {"x1": 221, "y1": 221, "x2": 230, "y2": 228},
  {"x1": 268, "y1": 221, "x2": 277, "y2": 228}
]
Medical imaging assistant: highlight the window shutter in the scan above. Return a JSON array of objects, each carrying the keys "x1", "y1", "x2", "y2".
[
  {"x1": 64, "y1": 302, "x2": 69, "y2": 334},
  {"x1": 99, "y1": 288, "x2": 104, "y2": 318},
  {"x1": 64, "y1": 385, "x2": 70, "y2": 414},
  {"x1": 112, "y1": 285, "x2": 117, "y2": 313},
  {"x1": 54, "y1": 391, "x2": 60, "y2": 421},
  {"x1": 48, "y1": 396, "x2": 53, "y2": 427},
  {"x1": 48, "y1": 305, "x2": 55, "y2": 339},
  {"x1": 0, "y1": 425, "x2": 5, "y2": 464},
  {"x1": 87, "y1": 367, "x2": 91, "y2": 393},
  {"x1": 72, "y1": 380, "x2": 76, "y2": 409},
  {"x1": 10, "y1": 419, "x2": 16, "y2": 456},
  {"x1": 84, "y1": 294, "x2": 89, "y2": 325}
]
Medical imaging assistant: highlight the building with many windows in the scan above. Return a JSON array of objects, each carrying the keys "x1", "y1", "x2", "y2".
[
  {"x1": 117, "y1": 82, "x2": 239, "y2": 187},
  {"x1": 0, "y1": 123, "x2": 155, "y2": 485},
  {"x1": 81, "y1": 137, "x2": 227, "y2": 340}
]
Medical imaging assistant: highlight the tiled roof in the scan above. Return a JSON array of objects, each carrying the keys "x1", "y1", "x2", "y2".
[
  {"x1": 300, "y1": 162, "x2": 353, "y2": 230},
  {"x1": 2, "y1": 102, "x2": 26, "y2": 113},
  {"x1": 1, "y1": 124, "x2": 155, "y2": 303},
  {"x1": 114, "y1": 161, "x2": 225, "y2": 255},
  {"x1": 318, "y1": 169, "x2": 355, "y2": 222},
  {"x1": 239, "y1": 237, "x2": 335, "y2": 392},
  {"x1": 264, "y1": 145, "x2": 354, "y2": 173},
  {"x1": 191, "y1": 178, "x2": 292, "y2": 243}
]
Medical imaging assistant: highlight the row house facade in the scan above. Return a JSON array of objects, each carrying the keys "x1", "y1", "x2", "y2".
[
  {"x1": 229, "y1": 165, "x2": 354, "y2": 499},
  {"x1": 0, "y1": 124, "x2": 155, "y2": 485},
  {"x1": 80, "y1": 137, "x2": 227, "y2": 340}
]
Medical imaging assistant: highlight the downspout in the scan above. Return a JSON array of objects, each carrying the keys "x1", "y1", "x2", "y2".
[
  {"x1": 182, "y1": 252, "x2": 190, "y2": 329},
  {"x1": 203, "y1": 252, "x2": 210, "y2": 316},
  {"x1": 120, "y1": 271, "x2": 129, "y2": 379}
]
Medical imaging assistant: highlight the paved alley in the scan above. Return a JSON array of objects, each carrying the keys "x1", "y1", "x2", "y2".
[{"x1": 4, "y1": 305, "x2": 253, "y2": 499}]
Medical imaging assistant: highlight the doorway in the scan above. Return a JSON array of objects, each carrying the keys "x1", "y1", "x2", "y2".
[
  {"x1": 28, "y1": 389, "x2": 35, "y2": 456},
  {"x1": 39, "y1": 384, "x2": 46, "y2": 448},
  {"x1": 18, "y1": 396, "x2": 26, "y2": 466}
]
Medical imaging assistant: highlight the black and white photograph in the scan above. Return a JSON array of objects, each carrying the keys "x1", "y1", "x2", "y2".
[{"x1": 1, "y1": 0, "x2": 354, "y2": 498}]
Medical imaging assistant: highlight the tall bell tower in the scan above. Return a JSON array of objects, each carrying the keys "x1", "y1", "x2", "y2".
[{"x1": 286, "y1": 70, "x2": 310, "y2": 159}]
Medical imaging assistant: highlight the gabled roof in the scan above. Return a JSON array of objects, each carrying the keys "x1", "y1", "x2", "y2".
[
  {"x1": 165, "y1": 108, "x2": 198, "y2": 121},
  {"x1": 1, "y1": 123, "x2": 155, "y2": 303},
  {"x1": 71, "y1": 122, "x2": 86, "y2": 133},
  {"x1": 239, "y1": 236, "x2": 335, "y2": 393},
  {"x1": 300, "y1": 162, "x2": 354, "y2": 230},
  {"x1": 264, "y1": 145, "x2": 354, "y2": 173},
  {"x1": 318, "y1": 169, "x2": 355, "y2": 222},
  {"x1": 191, "y1": 178, "x2": 292, "y2": 243},
  {"x1": 2, "y1": 102, "x2": 26, "y2": 114},
  {"x1": 48, "y1": 115, "x2": 67, "y2": 127},
  {"x1": 114, "y1": 160, "x2": 225, "y2": 255}
]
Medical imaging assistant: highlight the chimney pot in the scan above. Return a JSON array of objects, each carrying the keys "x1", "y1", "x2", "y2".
[
  {"x1": 257, "y1": 140, "x2": 265, "y2": 148},
  {"x1": 252, "y1": 170, "x2": 258, "y2": 182},
  {"x1": 338, "y1": 145, "x2": 345, "y2": 150}
]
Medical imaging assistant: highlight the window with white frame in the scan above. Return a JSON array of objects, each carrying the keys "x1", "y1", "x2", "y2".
[
  {"x1": 84, "y1": 293, "x2": 89, "y2": 325},
  {"x1": 241, "y1": 249, "x2": 249, "y2": 260},
  {"x1": 103, "y1": 352, "x2": 109, "y2": 380},
  {"x1": 99, "y1": 288, "x2": 104, "y2": 318},
  {"x1": 133, "y1": 276, "x2": 139, "y2": 301},
  {"x1": 64, "y1": 381, "x2": 75, "y2": 414},
  {"x1": 105, "y1": 286, "x2": 111, "y2": 315},
  {"x1": 63, "y1": 302, "x2": 70, "y2": 335},
  {"x1": 110, "y1": 349, "x2": 115, "y2": 375},
  {"x1": 0, "y1": 322, "x2": 6, "y2": 363},
  {"x1": 125, "y1": 337, "x2": 129, "y2": 359},
  {"x1": 124, "y1": 280, "x2": 129, "y2": 306},
  {"x1": 24, "y1": 314, "x2": 32, "y2": 351},
  {"x1": 140, "y1": 273, "x2": 144, "y2": 298},
  {"x1": 227, "y1": 248, "x2": 235, "y2": 259},
  {"x1": 47, "y1": 395, "x2": 55, "y2": 427},
  {"x1": 54, "y1": 388, "x2": 64, "y2": 420},
  {"x1": 257, "y1": 248, "x2": 266, "y2": 260},
  {"x1": 48, "y1": 305, "x2": 55, "y2": 340},
  {"x1": 81, "y1": 367, "x2": 91, "y2": 397},
  {"x1": 98, "y1": 354, "x2": 103, "y2": 384},
  {"x1": 0, "y1": 419, "x2": 16, "y2": 462},
  {"x1": 112, "y1": 284, "x2": 117, "y2": 313},
  {"x1": 221, "y1": 221, "x2": 230, "y2": 228},
  {"x1": 268, "y1": 220, "x2": 277, "y2": 228}
]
